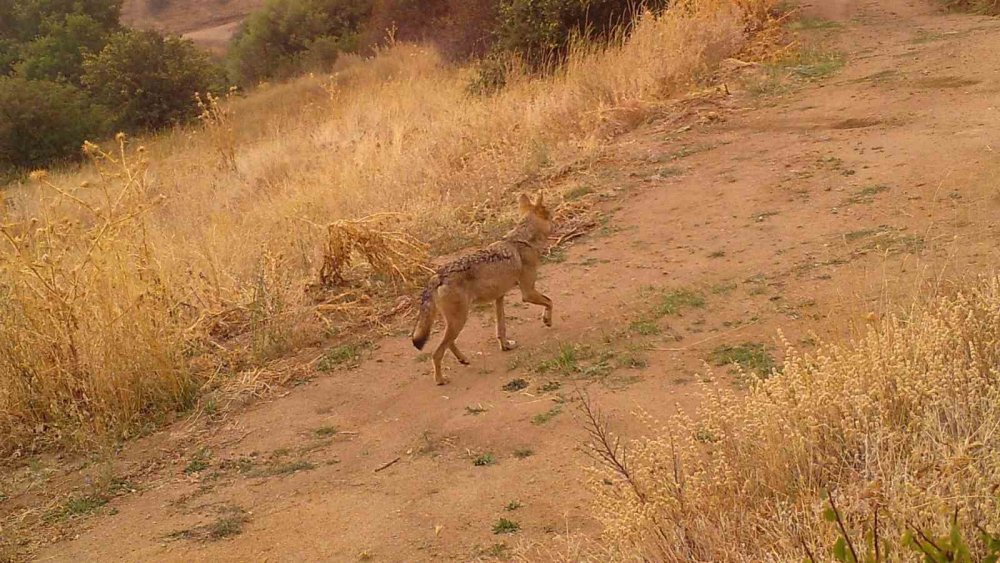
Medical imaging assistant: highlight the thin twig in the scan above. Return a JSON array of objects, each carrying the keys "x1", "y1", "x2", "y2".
[{"x1": 374, "y1": 457, "x2": 401, "y2": 473}]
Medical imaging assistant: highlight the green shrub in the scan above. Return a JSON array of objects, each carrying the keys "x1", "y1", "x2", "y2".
[
  {"x1": 15, "y1": 13, "x2": 111, "y2": 83},
  {"x1": 227, "y1": 0, "x2": 372, "y2": 86},
  {"x1": 82, "y1": 30, "x2": 220, "y2": 130},
  {"x1": 0, "y1": 76, "x2": 106, "y2": 169},
  {"x1": 493, "y1": 0, "x2": 668, "y2": 68}
]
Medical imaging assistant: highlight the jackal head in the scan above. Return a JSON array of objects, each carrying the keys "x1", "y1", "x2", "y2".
[{"x1": 517, "y1": 191, "x2": 552, "y2": 244}]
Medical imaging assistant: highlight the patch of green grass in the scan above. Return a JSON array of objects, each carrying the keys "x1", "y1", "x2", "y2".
[
  {"x1": 513, "y1": 448, "x2": 534, "y2": 459},
  {"x1": 531, "y1": 405, "x2": 563, "y2": 425},
  {"x1": 492, "y1": 518, "x2": 521, "y2": 535},
  {"x1": 845, "y1": 184, "x2": 890, "y2": 205},
  {"x1": 536, "y1": 343, "x2": 581, "y2": 374},
  {"x1": 537, "y1": 381, "x2": 561, "y2": 393},
  {"x1": 465, "y1": 405, "x2": 488, "y2": 415},
  {"x1": 473, "y1": 453, "x2": 496, "y2": 466},
  {"x1": 784, "y1": 49, "x2": 845, "y2": 79},
  {"x1": 709, "y1": 342, "x2": 775, "y2": 376},
  {"x1": 616, "y1": 349, "x2": 648, "y2": 369},
  {"x1": 316, "y1": 342, "x2": 368, "y2": 371},
  {"x1": 657, "y1": 166, "x2": 684, "y2": 178},
  {"x1": 789, "y1": 17, "x2": 840, "y2": 30},
  {"x1": 314, "y1": 426, "x2": 338, "y2": 438},
  {"x1": 652, "y1": 288, "x2": 706, "y2": 317},
  {"x1": 668, "y1": 144, "x2": 713, "y2": 161},
  {"x1": 477, "y1": 542, "x2": 511, "y2": 559},
  {"x1": 184, "y1": 448, "x2": 211, "y2": 474},
  {"x1": 505, "y1": 500, "x2": 522, "y2": 511},
  {"x1": 64, "y1": 495, "x2": 108, "y2": 517},
  {"x1": 502, "y1": 378, "x2": 529, "y2": 392},
  {"x1": 168, "y1": 505, "x2": 250, "y2": 542},
  {"x1": 628, "y1": 319, "x2": 661, "y2": 335}
]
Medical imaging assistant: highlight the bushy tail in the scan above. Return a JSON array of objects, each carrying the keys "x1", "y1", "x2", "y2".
[{"x1": 411, "y1": 276, "x2": 440, "y2": 350}]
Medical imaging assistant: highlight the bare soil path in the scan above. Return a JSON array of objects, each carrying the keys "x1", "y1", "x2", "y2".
[{"x1": 6, "y1": 0, "x2": 1000, "y2": 560}]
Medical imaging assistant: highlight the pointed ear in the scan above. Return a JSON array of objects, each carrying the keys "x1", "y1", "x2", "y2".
[
  {"x1": 518, "y1": 193, "x2": 533, "y2": 213},
  {"x1": 533, "y1": 191, "x2": 544, "y2": 207}
]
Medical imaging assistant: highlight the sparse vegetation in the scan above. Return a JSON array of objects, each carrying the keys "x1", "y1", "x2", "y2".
[
  {"x1": 531, "y1": 405, "x2": 562, "y2": 425},
  {"x1": 708, "y1": 342, "x2": 775, "y2": 376},
  {"x1": 513, "y1": 448, "x2": 534, "y2": 459},
  {"x1": 945, "y1": 0, "x2": 1000, "y2": 15},
  {"x1": 492, "y1": 517, "x2": 520, "y2": 535},
  {"x1": 316, "y1": 343, "x2": 368, "y2": 371},
  {"x1": 169, "y1": 504, "x2": 250, "y2": 541},
  {"x1": 584, "y1": 278, "x2": 1000, "y2": 559},
  {"x1": 314, "y1": 426, "x2": 339, "y2": 437},
  {"x1": 651, "y1": 288, "x2": 706, "y2": 317},
  {"x1": 473, "y1": 452, "x2": 496, "y2": 466}
]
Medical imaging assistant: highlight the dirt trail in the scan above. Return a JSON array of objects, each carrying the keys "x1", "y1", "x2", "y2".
[{"x1": 9, "y1": 0, "x2": 1000, "y2": 560}]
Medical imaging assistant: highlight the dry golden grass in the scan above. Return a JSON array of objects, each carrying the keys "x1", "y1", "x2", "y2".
[
  {"x1": 581, "y1": 278, "x2": 1000, "y2": 561},
  {"x1": 0, "y1": 0, "x2": 779, "y2": 456}
]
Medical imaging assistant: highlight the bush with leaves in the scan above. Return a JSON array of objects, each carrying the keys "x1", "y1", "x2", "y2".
[
  {"x1": 83, "y1": 30, "x2": 219, "y2": 130},
  {"x1": 493, "y1": 0, "x2": 668, "y2": 68},
  {"x1": 0, "y1": 76, "x2": 106, "y2": 170},
  {"x1": 227, "y1": 0, "x2": 372, "y2": 86}
]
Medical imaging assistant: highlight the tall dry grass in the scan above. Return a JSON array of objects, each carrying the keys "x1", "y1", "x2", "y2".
[
  {"x1": 0, "y1": 0, "x2": 778, "y2": 455},
  {"x1": 583, "y1": 278, "x2": 1000, "y2": 561}
]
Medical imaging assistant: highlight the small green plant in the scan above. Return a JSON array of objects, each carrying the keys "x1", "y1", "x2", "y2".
[
  {"x1": 538, "y1": 381, "x2": 561, "y2": 393},
  {"x1": 314, "y1": 426, "x2": 338, "y2": 437},
  {"x1": 492, "y1": 518, "x2": 520, "y2": 535},
  {"x1": 505, "y1": 500, "x2": 522, "y2": 511},
  {"x1": 652, "y1": 288, "x2": 706, "y2": 317},
  {"x1": 477, "y1": 542, "x2": 511, "y2": 558},
  {"x1": 184, "y1": 448, "x2": 211, "y2": 474},
  {"x1": 317, "y1": 342, "x2": 367, "y2": 371},
  {"x1": 169, "y1": 505, "x2": 250, "y2": 541},
  {"x1": 628, "y1": 320, "x2": 661, "y2": 336},
  {"x1": 536, "y1": 343, "x2": 580, "y2": 374},
  {"x1": 531, "y1": 405, "x2": 562, "y2": 425},
  {"x1": 709, "y1": 343, "x2": 775, "y2": 376},
  {"x1": 513, "y1": 448, "x2": 534, "y2": 459},
  {"x1": 473, "y1": 452, "x2": 496, "y2": 466}
]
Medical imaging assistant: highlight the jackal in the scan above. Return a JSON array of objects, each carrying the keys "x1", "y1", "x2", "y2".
[{"x1": 411, "y1": 192, "x2": 554, "y2": 385}]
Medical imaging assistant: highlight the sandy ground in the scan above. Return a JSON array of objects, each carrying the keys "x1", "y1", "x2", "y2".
[{"x1": 5, "y1": 0, "x2": 1000, "y2": 560}]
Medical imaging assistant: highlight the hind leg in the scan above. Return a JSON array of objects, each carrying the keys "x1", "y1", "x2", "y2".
[
  {"x1": 449, "y1": 342, "x2": 470, "y2": 365},
  {"x1": 431, "y1": 300, "x2": 469, "y2": 385}
]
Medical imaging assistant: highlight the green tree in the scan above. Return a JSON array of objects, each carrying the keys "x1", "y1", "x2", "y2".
[
  {"x1": 16, "y1": 13, "x2": 109, "y2": 83},
  {"x1": 0, "y1": 76, "x2": 106, "y2": 169},
  {"x1": 228, "y1": 0, "x2": 371, "y2": 86},
  {"x1": 82, "y1": 30, "x2": 219, "y2": 130}
]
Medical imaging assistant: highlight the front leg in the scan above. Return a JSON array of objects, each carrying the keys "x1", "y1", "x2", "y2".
[
  {"x1": 519, "y1": 277, "x2": 553, "y2": 327},
  {"x1": 494, "y1": 297, "x2": 517, "y2": 351}
]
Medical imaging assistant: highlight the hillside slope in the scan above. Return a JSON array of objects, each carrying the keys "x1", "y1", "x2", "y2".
[
  {"x1": 5, "y1": 0, "x2": 1000, "y2": 560},
  {"x1": 120, "y1": 0, "x2": 264, "y2": 51}
]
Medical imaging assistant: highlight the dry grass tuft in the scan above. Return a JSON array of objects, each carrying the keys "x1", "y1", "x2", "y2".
[
  {"x1": 0, "y1": 0, "x2": 781, "y2": 455},
  {"x1": 583, "y1": 277, "x2": 1000, "y2": 561}
]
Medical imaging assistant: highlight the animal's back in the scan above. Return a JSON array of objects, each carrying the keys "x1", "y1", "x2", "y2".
[{"x1": 436, "y1": 241, "x2": 523, "y2": 303}]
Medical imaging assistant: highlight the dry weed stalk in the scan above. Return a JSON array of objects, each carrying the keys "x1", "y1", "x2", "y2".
[
  {"x1": 317, "y1": 214, "x2": 431, "y2": 290},
  {"x1": 585, "y1": 277, "x2": 1000, "y2": 561}
]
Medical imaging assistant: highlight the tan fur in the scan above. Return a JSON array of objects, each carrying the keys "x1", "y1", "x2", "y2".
[{"x1": 411, "y1": 192, "x2": 553, "y2": 385}]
